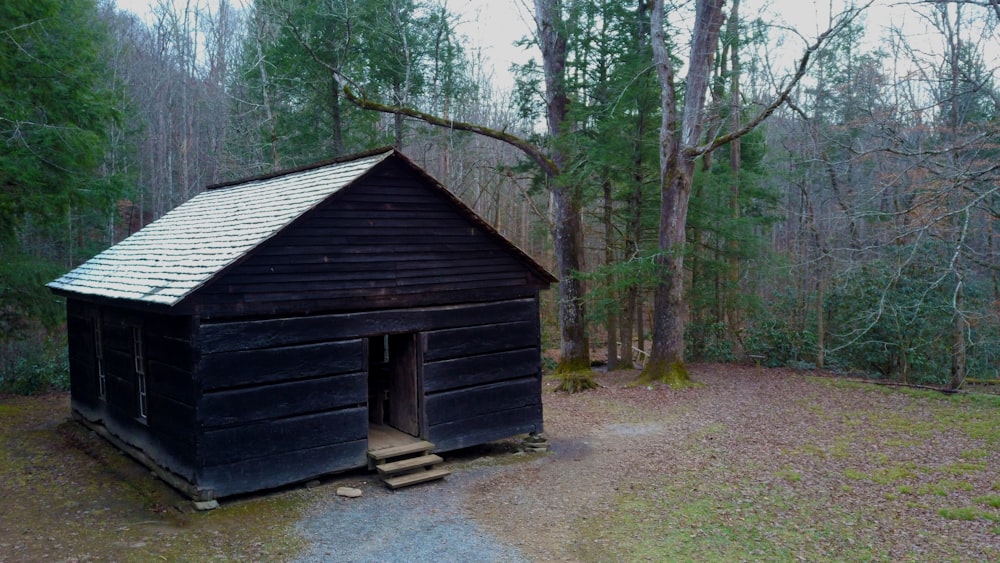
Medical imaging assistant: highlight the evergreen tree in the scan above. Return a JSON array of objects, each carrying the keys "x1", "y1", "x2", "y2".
[
  {"x1": 0, "y1": 0, "x2": 119, "y2": 249},
  {"x1": 1, "y1": 0, "x2": 120, "y2": 391}
]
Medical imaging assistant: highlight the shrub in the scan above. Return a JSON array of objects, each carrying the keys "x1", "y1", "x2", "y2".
[{"x1": 0, "y1": 331, "x2": 69, "y2": 395}]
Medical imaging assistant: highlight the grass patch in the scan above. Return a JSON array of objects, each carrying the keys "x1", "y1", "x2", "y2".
[
  {"x1": 960, "y1": 448, "x2": 991, "y2": 461},
  {"x1": 939, "y1": 461, "x2": 986, "y2": 475},
  {"x1": 939, "y1": 506, "x2": 982, "y2": 521},
  {"x1": 579, "y1": 480, "x2": 880, "y2": 561},
  {"x1": 871, "y1": 463, "x2": 916, "y2": 485},
  {"x1": 844, "y1": 467, "x2": 867, "y2": 480},
  {"x1": 918, "y1": 479, "x2": 975, "y2": 496},
  {"x1": 975, "y1": 495, "x2": 1000, "y2": 509},
  {"x1": 775, "y1": 467, "x2": 802, "y2": 483}
]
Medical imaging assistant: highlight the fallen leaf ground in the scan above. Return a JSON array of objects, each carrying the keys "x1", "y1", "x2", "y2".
[{"x1": 1, "y1": 365, "x2": 997, "y2": 561}]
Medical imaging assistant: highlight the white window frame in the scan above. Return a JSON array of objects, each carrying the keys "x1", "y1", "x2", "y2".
[
  {"x1": 94, "y1": 317, "x2": 106, "y2": 400},
  {"x1": 132, "y1": 327, "x2": 147, "y2": 421}
]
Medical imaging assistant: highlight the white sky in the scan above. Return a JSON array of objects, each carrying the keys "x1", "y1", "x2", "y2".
[{"x1": 111, "y1": 0, "x2": 988, "y2": 96}]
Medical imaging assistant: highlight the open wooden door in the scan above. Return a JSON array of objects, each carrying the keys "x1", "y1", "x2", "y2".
[{"x1": 387, "y1": 333, "x2": 421, "y2": 437}]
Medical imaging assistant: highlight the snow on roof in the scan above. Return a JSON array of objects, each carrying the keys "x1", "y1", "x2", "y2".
[{"x1": 48, "y1": 150, "x2": 394, "y2": 306}]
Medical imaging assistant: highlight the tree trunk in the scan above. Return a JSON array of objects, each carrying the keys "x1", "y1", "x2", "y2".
[
  {"x1": 330, "y1": 73, "x2": 345, "y2": 155},
  {"x1": 949, "y1": 279, "x2": 967, "y2": 390},
  {"x1": 725, "y1": 0, "x2": 744, "y2": 356},
  {"x1": 535, "y1": 0, "x2": 592, "y2": 379},
  {"x1": 640, "y1": 0, "x2": 725, "y2": 385},
  {"x1": 604, "y1": 177, "x2": 618, "y2": 370}
]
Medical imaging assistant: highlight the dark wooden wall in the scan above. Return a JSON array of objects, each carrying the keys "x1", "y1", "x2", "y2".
[
  {"x1": 194, "y1": 295, "x2": 543, "y2": 496},
  {"x1": 192, "y1": 328, "x2": 368, "y2": 497},
  {"x1": 190, "y1": 159, "x2": 548, "y2": 318},
  {"x1": 423, "y1": 301, "x2": 544, "y2": 451},
  {"x1": 66, "y1": 299, "x2": 198, "y2": 478}
]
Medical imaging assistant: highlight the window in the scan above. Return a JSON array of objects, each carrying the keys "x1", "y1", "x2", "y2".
[
  {"x1": 94, "y1": 317, "x2": 106, "y2": 400},
  {"x1": 133, "y1": 327, "x2": 147, "y2": 421}
]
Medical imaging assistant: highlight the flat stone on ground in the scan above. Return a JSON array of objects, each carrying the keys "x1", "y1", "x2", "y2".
[{"x1": 336, "y1": 486, "x2": 363, "y2": 498}]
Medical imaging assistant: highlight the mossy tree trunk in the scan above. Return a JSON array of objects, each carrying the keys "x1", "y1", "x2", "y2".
[
  {"x1": 641, "y1": 0, "x2": 857, "y2": 385},
  {"x1": 536, "y1": 0, "x2": 593, "y2": 387},
  {"x1": 641, "y1": 0, "x2": 724, "y2": 386}
]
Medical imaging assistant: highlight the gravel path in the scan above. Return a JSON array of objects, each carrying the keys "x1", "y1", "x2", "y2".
[{"x1": 294, "y1": 466, "x2": 529, "y2": 563}]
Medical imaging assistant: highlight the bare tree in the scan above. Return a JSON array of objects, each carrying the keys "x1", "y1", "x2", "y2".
[{"x1": 640, "y1": 0, "x2": 869, "y2": 384}]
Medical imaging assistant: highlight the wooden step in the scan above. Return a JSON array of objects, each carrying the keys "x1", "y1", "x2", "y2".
[
  {"x1": 376, "y1": 454, "x2": 443, "y2": 476},
  {"x1": 383, "y1": 467, "x2": 451, "y2": 489},
  {"x1": 367, "y1": 440, "x2": 434, "y2": 462}
]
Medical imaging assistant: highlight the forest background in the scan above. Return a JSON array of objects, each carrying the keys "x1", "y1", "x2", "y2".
[{"x1": 1, "y1": 0, "x2": 997, "y2": 394}]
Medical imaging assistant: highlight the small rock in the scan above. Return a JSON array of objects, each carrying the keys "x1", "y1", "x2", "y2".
[
  {"x1": 305, "y1": 480, "x2": 322, "y2": 489},
  {"x1": 192, "y1": 499, "x2": 219, "y2": 511},
  {"x1": 336, "y1": 486, "x2": 363, "y2": 498}
]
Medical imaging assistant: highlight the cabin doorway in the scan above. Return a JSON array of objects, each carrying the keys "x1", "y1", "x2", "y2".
[{"x1": 367, "y1": 333, "x2": 422, "y2": 437}]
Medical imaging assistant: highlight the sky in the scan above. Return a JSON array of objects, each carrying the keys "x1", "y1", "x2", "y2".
[
  {"x1": 112, "y1": 0, "x2": 539, "y2": 93},
  {"x1": 110, "y1": 0, "x2": 972, "y2": 95}
]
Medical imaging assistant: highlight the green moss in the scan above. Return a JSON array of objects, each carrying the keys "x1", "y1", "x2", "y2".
[
  {"x1": 635, "y1": 360, "x2": 693, "y2": 388},
  {"x1": 555, "y1": 356, "x2": 592, "y2": 374},
  {"x1": 552, "y1": 370, "x2": 598, "y2": 393}
]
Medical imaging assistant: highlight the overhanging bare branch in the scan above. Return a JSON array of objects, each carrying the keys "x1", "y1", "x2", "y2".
[
  {"x1": 686, "y1": 1, "x2": 874, "y2": 158},
  {"x1": 342, "y1": 86, "x2": 560, "y2": 177}
]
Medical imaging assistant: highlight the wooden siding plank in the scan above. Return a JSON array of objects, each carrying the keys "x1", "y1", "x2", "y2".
[
  {"x1": 202, "y1": 271, "x2": 528, "y2": 296},
  {"x1": 148, "y1": 359, "x2": 196, "y2": 405},
  {"x1": 220, "y1": 277, "x2": 528, "y2": 304},
  {"x1": 198, "y1": 298, "x2": 537, "y2": 353},
  {"x1": 424, "y1": 320, "x2": 538, "y2": 361},
  {"x1": 197, "y1": 338, "x2": 363, "y2": 390},
  {"x1": 198, "y1": 439, "x2": 368, "y2": 498},
  {"x1": 200, "y1": 407, "x2": 367, "y2": 465},
  {"x1": 190, "y1": 286, "x2": 539, "y2": 319},
  {"x1": 423, "y1": 349, "x2": 541, "y2": 393},
  {"x1": 237, "y1": 250, "x2": 519, "y2": 266},
  {"x1": 250, "y1": 242, "x2": 505, "y2": 257},
  {"x1": 199, "y1": 372, "x2": 366, "y2": 427},
  {"x1": 217, "y1": 261, "x2": 522, "y2": 284},
  {"x1": 428, "y1": 404, "x2": 544, "y2": 452},
  {"x1": 228, "y1": 256, "x2": 525, "y2": 275},
  {"x1": 148, "y1": 393, "x2": 195, "y2": 447},
  {"x1": 144, "y1": 335, "x2": 195, "y2": 370},
  {"x1": 424, "y1": 377, "x2": 541, "y2": 426}
]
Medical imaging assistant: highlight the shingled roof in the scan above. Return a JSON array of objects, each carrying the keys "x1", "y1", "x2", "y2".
[{"x1": 48, "y1": 148, "x2": 552, "y2": 307}]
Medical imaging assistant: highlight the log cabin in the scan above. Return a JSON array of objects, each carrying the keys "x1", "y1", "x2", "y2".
[{"x1": 48, "y1": 148, "x2": 555, "y2": 500}]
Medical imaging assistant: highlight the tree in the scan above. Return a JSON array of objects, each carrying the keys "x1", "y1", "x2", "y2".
[
  {"x1": 1, "y1": 0, "x2": 121, "y2": 390},
  {"x1": 640, "y1": 0, "x2": 869, "y2": 385},
  {"x1": 0, "y1": 0, "x2": 118, "y2": 247}
]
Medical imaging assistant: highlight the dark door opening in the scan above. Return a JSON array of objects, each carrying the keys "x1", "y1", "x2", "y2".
[{"x1": 367, "y1": 333, "x2": 421, "y2": 437}]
